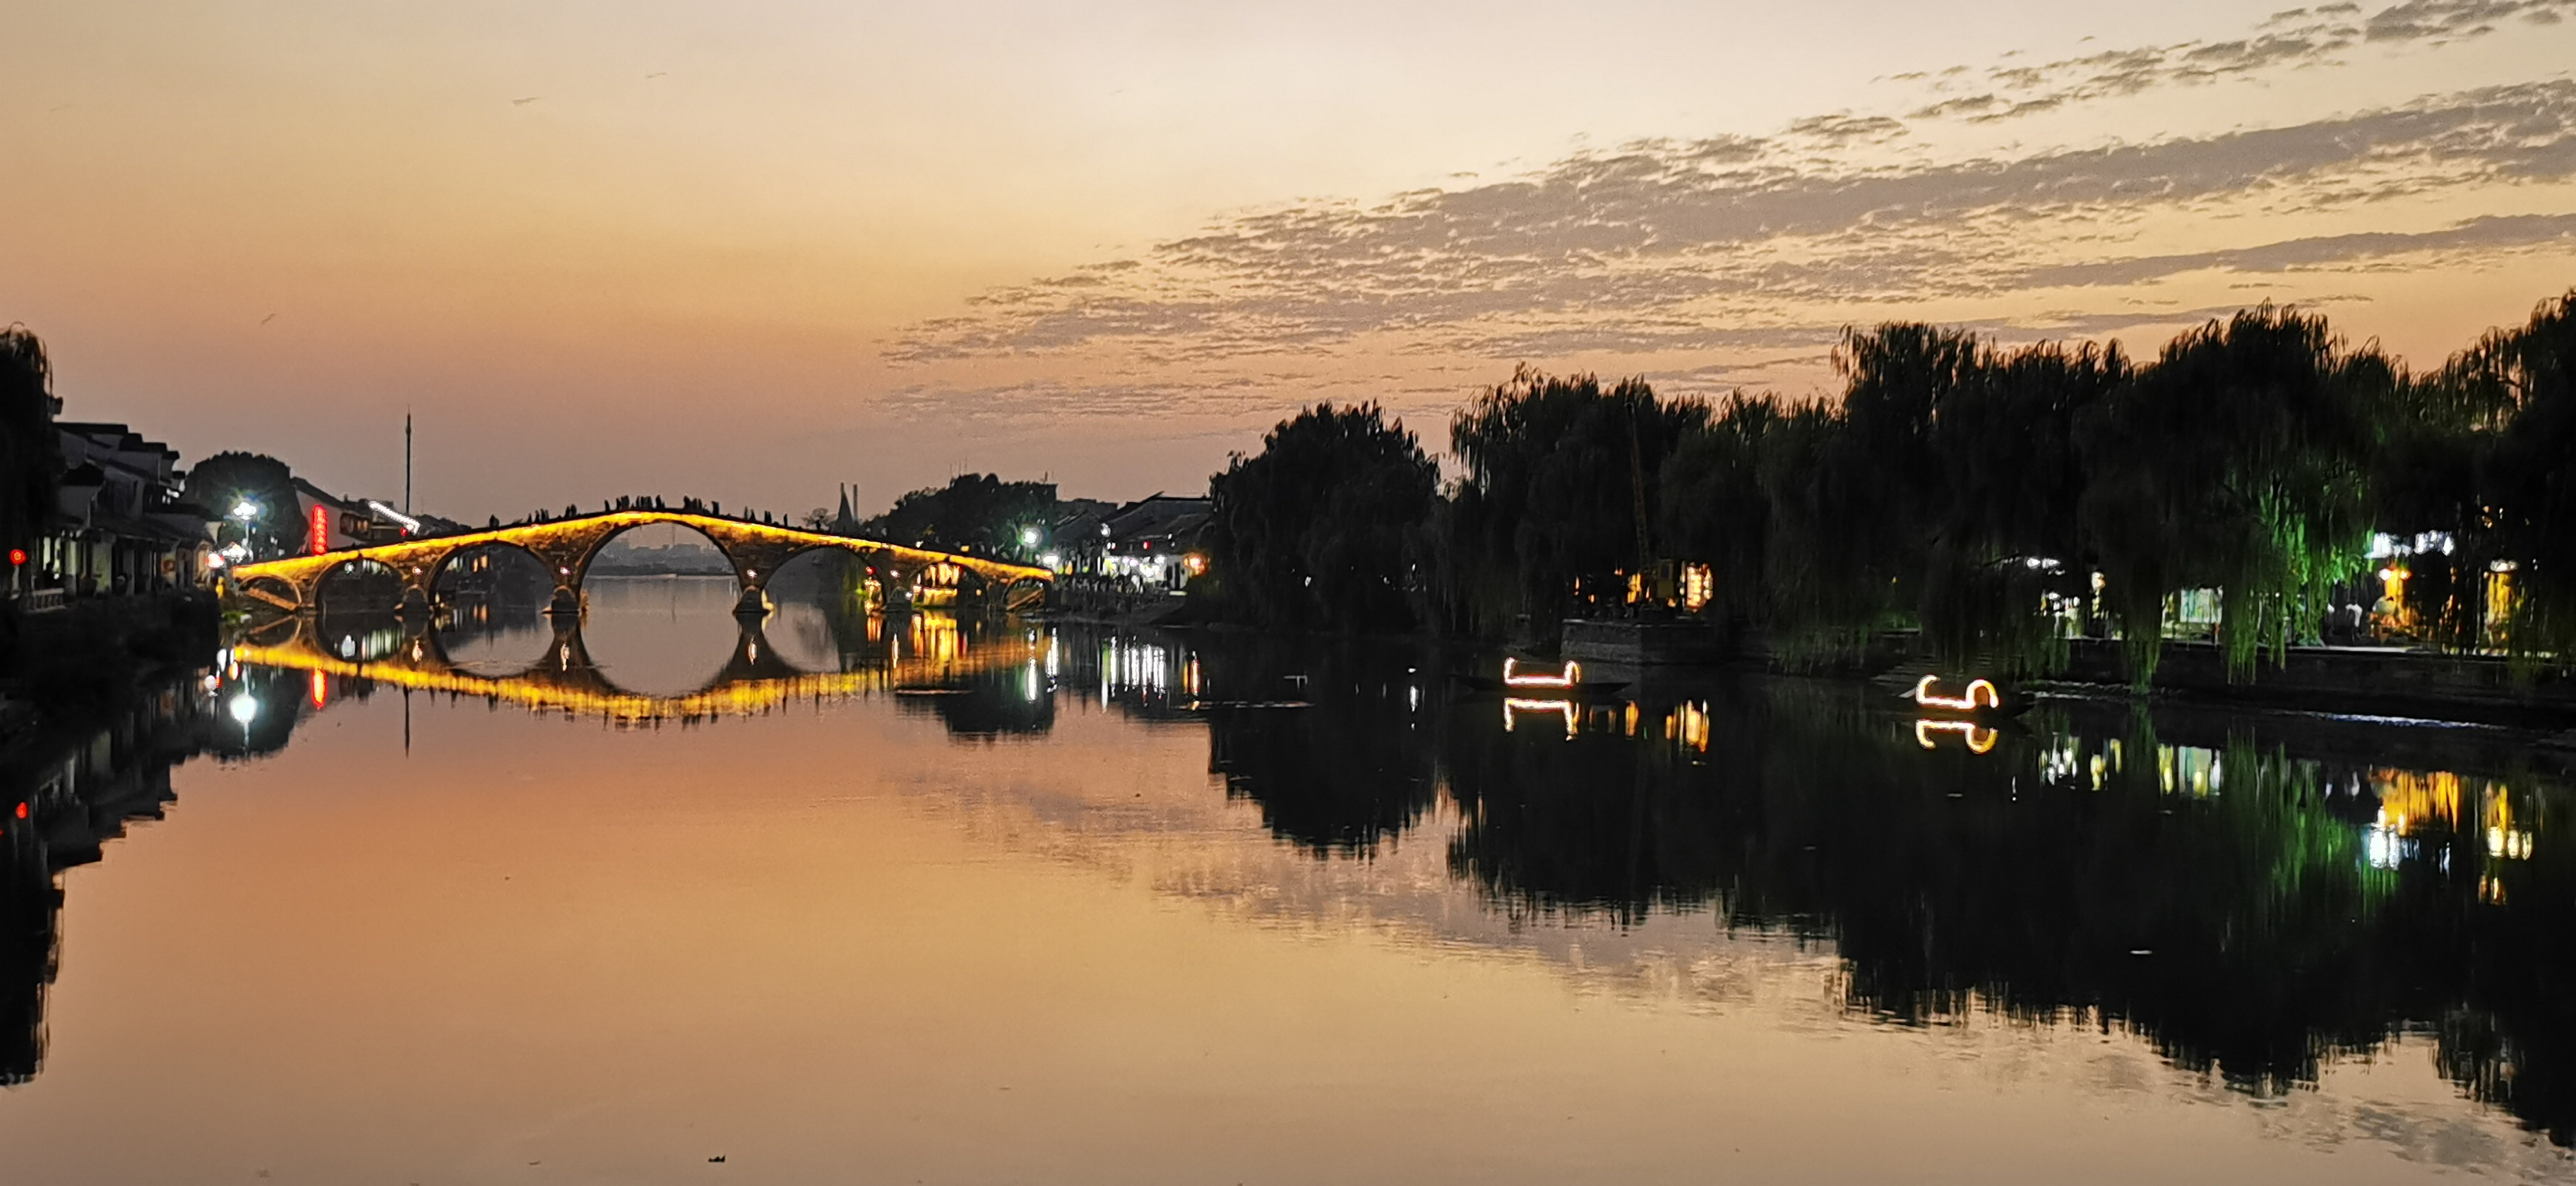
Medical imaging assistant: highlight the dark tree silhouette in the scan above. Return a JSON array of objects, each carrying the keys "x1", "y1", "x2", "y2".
[
  {"x1": 2077, "y1": 307, "x2": 2393, "y2": 678},
  {"x1": 184, "y1": 452, "x2": 300, "y2": 561},
  {"x1": 863, "y1": 474, "x2": 1056, "y2": 559},
  {"x1": 1204, "y1": 402, "x2": 1437, "y2": 632},
  {"x1": 0, "y1": 327, "x2": 55, "y2": 549},
  {"x1": 2445, "y1": 290, "x2": 2576, "y2": 658},
  {"x1": 1445, "y1": 369, "x2": 1707, "y2": 640}
]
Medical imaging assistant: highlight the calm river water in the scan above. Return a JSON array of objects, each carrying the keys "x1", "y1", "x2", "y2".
[{"x1": 5, "y1": 577, "x2": 2575, "y2": 1183}]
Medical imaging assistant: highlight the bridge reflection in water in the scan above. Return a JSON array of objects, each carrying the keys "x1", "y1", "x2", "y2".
[
  {"x1": 224, "y1": 604, "x2": 1044, "y2": 727},
  {"x1": 9, "y1": 621, "x2": 2576, "y2": 1162}
]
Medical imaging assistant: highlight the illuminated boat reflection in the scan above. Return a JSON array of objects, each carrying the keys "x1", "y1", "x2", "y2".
[{"x1": 1453, "y1": 656, "x2": 1628, "y2": 697}]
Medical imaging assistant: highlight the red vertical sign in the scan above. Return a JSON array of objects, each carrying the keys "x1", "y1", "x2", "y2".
[{"x1": 309, "y1": 504, "x2": 329, "y2": 556}]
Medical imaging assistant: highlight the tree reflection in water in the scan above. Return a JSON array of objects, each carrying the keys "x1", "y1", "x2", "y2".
[
  {"x1": 11, "y1": 609, "x2": 2575, "y2": 1148},
  {"x1": 1430, "y1": 674, "x2": 2576, "y2": 1146}
]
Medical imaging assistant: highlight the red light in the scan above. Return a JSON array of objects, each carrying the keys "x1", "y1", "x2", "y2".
[
  {"x1": 6, "y1": 549, "x2": 23, "y2": 565},
  {"x1": 12, "y1": 803, "x2": 24, "y2": 820},
  {"x1": 310, "y1": 669, "x2": 328, "y2": 709},
  {"x1": 309, "y1": 505, "x2": 330, "y2": 556}
]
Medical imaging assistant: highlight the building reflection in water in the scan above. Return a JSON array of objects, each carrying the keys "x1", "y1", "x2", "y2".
[
  {"x1": 12, "y1": 603, "x2": 2576, "y2": 1150},
  {"x1": 1, "y1": 679, "x2": 222, "y2": 1083}
]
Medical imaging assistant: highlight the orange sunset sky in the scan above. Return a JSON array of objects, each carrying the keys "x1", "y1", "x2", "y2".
[{"x1": 6, "y1": 0, "x2": 2575, "y2": 520}]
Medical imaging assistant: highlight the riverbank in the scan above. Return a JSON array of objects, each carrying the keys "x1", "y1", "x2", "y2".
[
  {"x1": 0, "y1": 594, "x2": 219, "y2": 736},
  {"x1": 1561, "y1": 617, "x2": 2576, "y2": 729}
]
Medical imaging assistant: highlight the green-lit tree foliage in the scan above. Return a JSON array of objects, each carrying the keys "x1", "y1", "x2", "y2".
[
  {"x1": 1659, "y1": 330, "x2": 2118, "y2": 673},
  {"x1": 2077, "y1": 308, "x2": 2390, "y2": 679},
  {"x1": 1186, "y1": 287, "x2": 2573, "y2": 674}
]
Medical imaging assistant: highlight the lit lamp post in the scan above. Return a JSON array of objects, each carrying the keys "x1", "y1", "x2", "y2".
[{"x1": 229, "y1": 500, "x2": 260, "y2": 560}]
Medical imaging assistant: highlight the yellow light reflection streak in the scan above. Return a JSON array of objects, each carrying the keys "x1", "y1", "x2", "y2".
[
  {"x1": 1914, "y1": 719, "x2": 1997, "y2": 753},
  {"x1": 230, "y1": 633, "x2": 1039, "y2": 726},
  {"x1": 1503, "y1": 697, "x2": 1577, "y2": 738}
]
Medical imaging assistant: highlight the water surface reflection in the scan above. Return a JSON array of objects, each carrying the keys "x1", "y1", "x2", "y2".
[{"x1": 5, "y1": 587, "x2": 2572, "y2": 1181}]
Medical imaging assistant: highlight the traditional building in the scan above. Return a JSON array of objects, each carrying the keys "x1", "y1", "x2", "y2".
[
  {"x1": 1064, "y1": 493, "x2": 1210, "y2": 592},
  {"x1": 30, "y1": 423, "x2": 214, "y2": 600},
  {"x1": 288, "y1": 479, "x2": 421, "y2": 555}
]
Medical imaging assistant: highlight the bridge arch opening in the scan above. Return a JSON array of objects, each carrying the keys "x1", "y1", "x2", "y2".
[
  {"x1": 575, "y1": 519, "x2": 753, "y2": 696},
  {"x1": 431, "y1": 542, "x2": 556, "y2": 674},
  {"x1": 588, "y1": 518, "x2": 744, "y2": 589},
  {"x1": 759, "y1": 549, "x2": 876, "y2": 673},
  {"x1": 311, "y1": 556, "x2": 404, "y2": 612}
]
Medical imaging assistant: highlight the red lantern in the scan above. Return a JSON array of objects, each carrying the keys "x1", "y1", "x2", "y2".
[{"x1": 6, "y1": 548, "x2": 23, "y2": 565}]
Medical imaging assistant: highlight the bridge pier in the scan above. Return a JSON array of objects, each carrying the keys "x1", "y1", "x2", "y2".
[{"x1": 548, "y1": 585, "x2": 582, "y2": 616}]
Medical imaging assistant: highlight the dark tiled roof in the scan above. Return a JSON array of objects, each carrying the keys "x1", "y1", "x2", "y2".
[{"x1": 1104, "y1": 493, "x2": 1211, "y2": 539}]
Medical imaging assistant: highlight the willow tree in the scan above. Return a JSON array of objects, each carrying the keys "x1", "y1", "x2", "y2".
[
  {"x1": 2447, "y1": 289, "x2": 2576, "y2": 661},
  {"x1": 1748, "y1": 325, "x2": 1979, "y2": 659},
  {"x1": 1658, "y1": 393, "x2": 1798, "y2": 627},
  {"x1": 2077, "y1": 307, "x2": 2392, "y2": 679},
  {"x1": 1446, "y1": 368, "x2": 1706, "y2": 640},
  {"x1": 1919, "y1": 339, "x2": 2127, "y2": 676}
]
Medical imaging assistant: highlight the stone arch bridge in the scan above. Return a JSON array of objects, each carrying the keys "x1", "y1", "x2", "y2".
[{"x1": 226, "y1": 510, "x2": 1052, "y2": 616}]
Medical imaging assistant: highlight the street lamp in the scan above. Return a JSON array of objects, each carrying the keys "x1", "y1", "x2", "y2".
[
  {"x1": 1020, "y1": 526, "x2": 1042, "y2": 549},
  {"x1": 229, "y1": 500, "x2": 261, "y2": 561}
]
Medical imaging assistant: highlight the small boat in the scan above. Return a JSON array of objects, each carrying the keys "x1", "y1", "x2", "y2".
[
  {"x1": 1902, "y1": 673, "x2": 2032, "y2": 719},
  {"x1": 1450, "y1": 657, "x2": 1628, "y2": 697}
]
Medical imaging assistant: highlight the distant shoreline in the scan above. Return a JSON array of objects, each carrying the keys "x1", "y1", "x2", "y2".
[{"x1": 583, "y1": 567, "x2": 736, "y2": 578}]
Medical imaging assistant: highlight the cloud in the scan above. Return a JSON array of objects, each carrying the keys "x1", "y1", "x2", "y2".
[
  {"x1": 2015, "y1": 212, "x2": 2576, "y2": 287},
  {"x1": 2366, "y1": 0, "x2": 2576, "y2": 40},
  {"x1": 873, "y1": 2, "x2": 2576, "y2": 434},
  {"x1": 891, "y1": 82, "x2": 2576, "y2": 366},
  {"x1": 1901, "y1": 0, "x2": 2576, "y2": 125}
]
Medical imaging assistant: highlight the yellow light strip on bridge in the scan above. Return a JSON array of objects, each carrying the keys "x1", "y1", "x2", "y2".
[{"x1": 232, "y1": 511, "x2": 1054, "y2": 587}]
